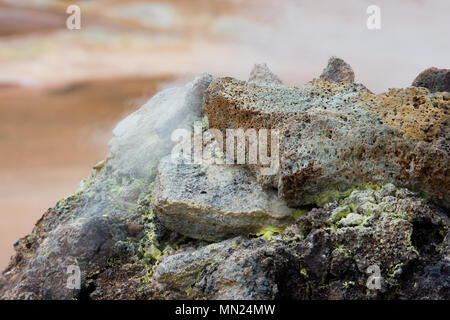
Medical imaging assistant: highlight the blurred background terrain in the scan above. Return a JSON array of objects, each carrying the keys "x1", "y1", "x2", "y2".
[{"x1": 0, "y1": 0, "x2": 448, "y2": 269}]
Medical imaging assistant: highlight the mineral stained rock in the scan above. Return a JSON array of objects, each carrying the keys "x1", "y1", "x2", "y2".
[
  {"x1": 1, "y1": 61, "x2": 449, "y2": 301},
  {"x1": 153, "y1": 156, "x2": 294, "y2": 241},
  {"x1": 151, "y1": 185, "x2": 449, "y2": 300},
  {"x1": 412, "y1": 67, "x2": 450, "y2": 93},
  {"x1": 203, "y1": 75, "x2": 449, "y2": 209},
  {"x1": 248, "y1": 63, "x2": 282, "y2": 85},
  {"x1": 319, "y1": 56, "x2": 355, "y2": 82},
  {"x1": 366, "y1": 87, "x2": 449, "y2": 142},
  {"x1": 0, "y1": 73, "x2": 212, "y2": 300}
]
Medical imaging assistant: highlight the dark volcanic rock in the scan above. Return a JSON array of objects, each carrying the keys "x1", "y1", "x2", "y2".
[
  {"x1": 203, "y1": 76, "x2": 449, "y2": 209},
  {"x1": 319, "y1": 56, "x2": 355, "y2": 82},
  {"x1": 1, "y1": 63, "x2": 448, "y2": 301},
  {"x1": 412, "y1": 67, "x2": 450, "y2": 93},
  {"x1": 0, "y1": 73, "x2": 213, "y2": 300},
  {"x1": 151, "y1": 185, "x2": 449, "y2": 300},
  {"x1": 127, "y1": 222, "x2": 144, "y2": 236}
]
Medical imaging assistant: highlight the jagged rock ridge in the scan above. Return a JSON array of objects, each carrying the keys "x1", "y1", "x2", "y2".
[{"x1": 0, "y1": 60, "x2": 448, "y2": 300}]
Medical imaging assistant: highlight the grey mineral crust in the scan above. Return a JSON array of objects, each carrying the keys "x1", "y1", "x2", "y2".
[{"x1": 153, "y1": 156, "x2": 294, "y2": 241}]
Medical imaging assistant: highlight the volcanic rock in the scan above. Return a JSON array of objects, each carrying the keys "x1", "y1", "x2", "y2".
[
  {"x1": 152, "y1": 185, "x2": 449, "y2": 300},
  {"x1": 0, "y1": 73, "x2": 213, "y2": 299},
  {"x1": 412, "y1": 67, "x2": 450, "y2": 93},
  {"x1": 153, "y1": 156, "x2": 294, "y2": 241},
  {"x1": 1, "y1": 63, "x2": 449, "y2": 301},
  {"x1": 319, "y1": 56, "x2": 355, "y2": 82},
  {"x1": 203, "y1": 76, "x2": 449, "y2": 208}
]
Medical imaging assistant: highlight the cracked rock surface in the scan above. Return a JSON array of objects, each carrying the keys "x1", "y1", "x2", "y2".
[
  {"x1": 0, "y1": 73, "x2": 213, "y2": 299},
  {"x1": 0, "y1": 60, "x2": 448, "y2": 300},
  {"x1": 319, "y1": 56, "x2": 355, "y2": 82},
  {"x1": 153, "y1": 156, "x2": 294, "y2": 241},
  {"x1": 152, "y1": 185, "x2": 449, "y2": 300},
  {"x1": 412, "y1": 67, "x2": 450, "y2": 93},
  {"x1": 203, "y1": 74, "x2": 449, "y2": 209}
]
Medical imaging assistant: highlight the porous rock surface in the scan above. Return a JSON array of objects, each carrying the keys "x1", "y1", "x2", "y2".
[
  {"x1": 412, "y1": 67, "x2": 450, "y2": 93},
  {"x1": 154, "y1": 156, "x2": 294, "y2": 241},
  {"x1": 248, "y1": 63, "x2": 283, "y2": 85},
  {"x1": 0, "y1": 61, "x2": 449, "y2": 300},
  {"x1": 152, "y1": 185, "x2": 449, "y2": 300},
  {"x1": 366, "y1": 87, "x2": 449, "y2": 142},
  {"x1": 203, "y1": 75, "x2": 449, "y2": 208}
]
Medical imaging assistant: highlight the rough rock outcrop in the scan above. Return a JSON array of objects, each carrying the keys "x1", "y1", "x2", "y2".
[
  {"x1": 203, "y1": 76, "x2": 449, "y2": 208},
  {"x1": 1, "y1": 61, "x2": 448, "y2": 301},
  {"x1": 151, "y1": 185, "x2": 449, "y2": 300},
  {"x1": 0, "y1": 73, "x2": 212, "y2": 299},
  {"x1": 248, "y1": 63, "x2": 282, "y2": 85},
  {"x1": 412, "y1": 67, "x2": 450, "y2": 93},
  {"x1": 153, "y1": 156, "x2": 294, "y2": 241},
  {"x1": 365, "y1": 87, "x2": 449, "y2": 142},
  {"x1": 87, "y1": 185, "x2": 450, "y2": 300},
  {"x1": 319, "y1": 56, "x2": 355, "y2": 82}
]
